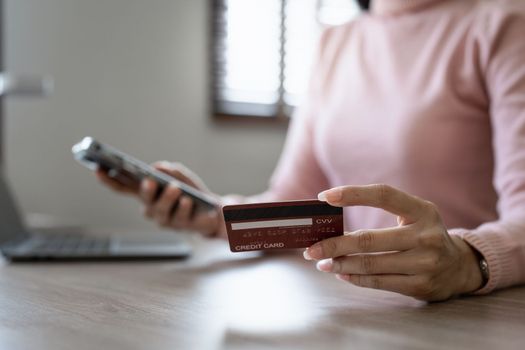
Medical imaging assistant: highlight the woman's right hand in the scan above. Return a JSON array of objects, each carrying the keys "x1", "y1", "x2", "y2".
[{"x1": 96, "y1": 161, "x2": 225, "y2": 237}]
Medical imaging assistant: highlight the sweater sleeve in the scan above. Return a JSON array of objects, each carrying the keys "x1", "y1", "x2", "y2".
[
  {"x1": 450, "y1": 2, "x2": 525, "y2": 294},
  {"x1": 222, "y1": 28, "x2": 339, "y2": 205}
]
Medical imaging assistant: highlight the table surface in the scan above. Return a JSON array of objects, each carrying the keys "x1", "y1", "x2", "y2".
[{"x1": 1, "y1": 232, "x2": 524, "y2": 350}]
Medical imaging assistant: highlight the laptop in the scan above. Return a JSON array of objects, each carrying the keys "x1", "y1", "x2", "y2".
[{"x1": 0, "y1": 175, "x2": 192, "y2": 261}]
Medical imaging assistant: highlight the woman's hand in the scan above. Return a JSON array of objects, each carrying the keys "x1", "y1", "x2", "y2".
[
  {"x1": 96, "y1": 161, "x2": 224, "y2": 237},
  {"x1": 303, "y1": 184, "x2": 483, "y2": 301}
]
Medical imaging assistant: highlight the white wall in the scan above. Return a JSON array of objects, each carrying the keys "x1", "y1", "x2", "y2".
[{"x1": 4, "y1": 0, "x2": 288, "y2": 230}]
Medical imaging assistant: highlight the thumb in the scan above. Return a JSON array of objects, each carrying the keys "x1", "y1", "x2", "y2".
[{"x1": 152, "y1": 161, "x2": 207, "y2": 191}]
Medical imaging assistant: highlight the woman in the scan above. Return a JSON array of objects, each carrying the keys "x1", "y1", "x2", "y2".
[{"x1": 98, "y1": 0, "x2": 525, "y2": 301}]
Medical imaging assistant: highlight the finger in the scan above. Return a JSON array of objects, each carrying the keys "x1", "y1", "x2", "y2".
[
  {"x1": 318, "y1": 184, "x2": 424, "y2": 222},
  {"x1": 153, "y1": 184, "x2": 182, "y2": 225},
  {"x1": 153, "y1": 162, "x2": 195, "y2": 186},
  {"x1": 139, "y1": 178, "x2": 158, "y2": 205},
  {"x1": 304, "y1": 225, "x2": 416, "y2": 260},
  {"x1": 316, "y1": 251, "x2": 417, "y2": 275},
  {"x1": 96, "y1": 169, "x2": 130, "y2": 192},
  {"x1": 154, "y1": 161, "x2": 211, "y2": 192},
  {"x1": 171, "y1": 196, "x2": 193, "y2": 226},
  {"x1": 143, "y1": 205, "x2": 154, "y2": 219},
  {"x1": 336, "y1": 274, "x2": 426, "y2": 297},
  {"x1": 189, "y1": 210, "x2": 220, "y2": 236}
]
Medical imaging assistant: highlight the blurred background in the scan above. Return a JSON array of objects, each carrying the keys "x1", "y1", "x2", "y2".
[{"x1": 3, "y1": 0, "x2": 358, "y2": 231}]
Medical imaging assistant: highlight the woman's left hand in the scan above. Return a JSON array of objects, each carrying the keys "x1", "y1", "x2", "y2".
[{"x1": 303, "y1": 184, "x2": 484, "y2": 301}]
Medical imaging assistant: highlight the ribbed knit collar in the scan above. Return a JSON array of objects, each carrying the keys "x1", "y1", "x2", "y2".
[{"x1": 372, "y1": 0, "x2": 445, "y2": 16}]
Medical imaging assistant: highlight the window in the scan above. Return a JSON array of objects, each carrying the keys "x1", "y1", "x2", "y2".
[{"x1": 211, "y1": 0, "x2": 361, "y2": 120}]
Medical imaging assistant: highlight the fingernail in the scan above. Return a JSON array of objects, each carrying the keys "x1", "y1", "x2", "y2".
[
  {"x1": 305, "y1": 244, "x2": 322, "y2": 260},
  {"x1": 318, "y1": 188, "x2": 343, "y2": 202},
  {"x1": 335, "y1": 274, "x2": 351, "y2": 282},
  {"x1": 170, "y1": 184, "x2": 182, "y2": 195},
  {"x1": 316, "y1": 259, "x2": 333, "y2": 272},
  {"x1": 303, "y1": 250, "x2": 312, "y2": 260}
]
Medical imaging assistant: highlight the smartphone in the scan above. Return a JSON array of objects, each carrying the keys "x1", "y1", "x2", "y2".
[{"x1": 72, "y1": 136, "x2": 218, "y2": 211}]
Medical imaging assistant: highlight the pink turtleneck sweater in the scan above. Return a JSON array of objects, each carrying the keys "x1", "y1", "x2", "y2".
[{"x1": 235, "y1": 0, "x2": 525, "y2": 294}]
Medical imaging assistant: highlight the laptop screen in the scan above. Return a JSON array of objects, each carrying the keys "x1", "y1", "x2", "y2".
[{"x1": 0, "y1": 175, "x2": 29, "y2": 246}]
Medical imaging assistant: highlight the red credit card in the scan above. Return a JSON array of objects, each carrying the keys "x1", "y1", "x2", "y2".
[{"x1": 222, "y1": 200, "x2": 344, "y2": 253}]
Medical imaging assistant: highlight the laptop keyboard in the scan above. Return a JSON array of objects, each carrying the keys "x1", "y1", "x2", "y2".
[{"x1": 30, "y1": 234, "x2": 110, "y2": 255}]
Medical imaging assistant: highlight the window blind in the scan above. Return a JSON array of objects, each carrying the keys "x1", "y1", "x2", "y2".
[{"x1": 211, "y1": 0, "x2": 360, "y2": 119}]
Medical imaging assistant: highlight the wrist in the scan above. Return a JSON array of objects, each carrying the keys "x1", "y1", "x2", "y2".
[
  {"x1": 202, "y1": 204, "x2": 228, "y2": 240},
  {"x1": 215, "y1": 210, "x2": 228, "y2": 240},
  {"x1": 452, "y1": 236, "x2": 484, "y2": 294}
]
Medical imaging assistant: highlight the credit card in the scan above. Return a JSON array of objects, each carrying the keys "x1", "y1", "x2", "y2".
[{"x1": 222, "y1": 200, "x2": 344, "y2": 252}]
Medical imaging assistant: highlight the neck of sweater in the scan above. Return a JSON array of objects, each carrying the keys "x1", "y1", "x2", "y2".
[{"x1": 372, "y1": 0, "x2": 444, "y2": 16}]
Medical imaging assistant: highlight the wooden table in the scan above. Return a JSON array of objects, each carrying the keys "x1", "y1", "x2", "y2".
[{"x1": 0, "y1": 234, "x2": 524, "y2": 350}]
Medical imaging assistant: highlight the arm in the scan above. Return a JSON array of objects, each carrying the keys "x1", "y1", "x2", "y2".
[
  {"x1": 218, "y1": 102, "x2": 330, "y2": 237},
  {"x1": 449, "y1": 4, "x2": 525, "y2": 293},
  {"x1": 98, "y1": 29, "x2": 339, "y2": 238},
  {"x1": 222, "y1": 104, "x2": 330, "y2": 205},
  {"x1": 223, "y1": 28, "x2": 340, "y2": 205}
]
